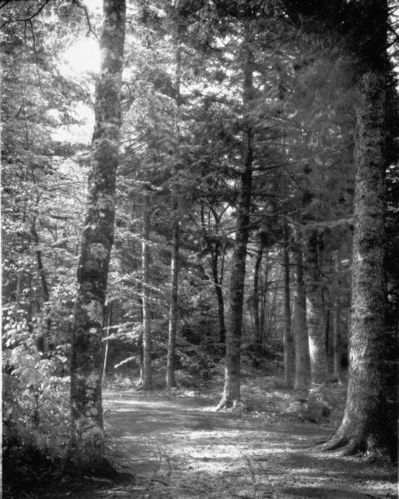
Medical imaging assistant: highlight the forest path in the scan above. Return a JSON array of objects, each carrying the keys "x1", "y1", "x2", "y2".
[{"x1": 99, "y1": 389, "x2": 397, "y2": 499}]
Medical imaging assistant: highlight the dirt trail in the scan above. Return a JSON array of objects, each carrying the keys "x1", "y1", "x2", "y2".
[{"x1": 99, "y1": 390, "x2": 397, "y2": 499}]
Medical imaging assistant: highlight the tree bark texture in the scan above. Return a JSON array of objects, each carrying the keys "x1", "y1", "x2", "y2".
[
  {"x1": 218, "y1": 26, "x2": 253, "y2": 409},
  {"x1": 292, "y1": 235, "x2": 309, "y2": 391},
  {"x1": 69, "y1": 0, "x2": 125, "y2": 469},
  {"x1": 215, "y1": 276, "x2": 226, "y2": 345},
  {"x1": 260, "y1": 249, "x2": 270, "y2": 345},
  {"x1": 253, "y1": 242, "x2": 263, "y2": 344},
  {"x1": 141, "y1": 192, "x2": 152, "y2": 390},
  {"x1": 332, "y1": 296, "x2": 341, "y2": 383},
  {"x1": 166, "y1": 218, "x2": 179, "y2": 389},
  {"x1": 332, "y1": 251, "x2": 342, "y2": 383},
  {"x1": 326, "y1": 69, "x2": 388, "y2": 455},
  {"x1": 281, "y1": 0, "x2": 390, "y2": 456},
  {"x1": 102, "y1": 302, "x2": 113, "y2": 383},
  {"x1": 211, "y1": 248, "x2": 226, "y2": 345},
  {"x1": 283, "y1": 222, "x2": 293, "y2": 387},
  {"x1": 305, "y1": 230, "x2": 329, "y2": 387}
]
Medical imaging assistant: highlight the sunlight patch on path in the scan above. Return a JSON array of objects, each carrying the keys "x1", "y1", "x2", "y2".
[{"x1": 103, "y1": 390, "x2": 398, "y2": 499}]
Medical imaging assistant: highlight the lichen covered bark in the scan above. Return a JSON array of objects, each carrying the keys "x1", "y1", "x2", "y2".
[
  {"x1": 325, "y1": 70, "x2": 387, "y2": 455},
  {"x1": 69, "y1": 0, "x2": 126, "y2": 470}
]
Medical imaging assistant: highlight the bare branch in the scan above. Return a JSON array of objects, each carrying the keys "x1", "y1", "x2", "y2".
[
  {"x1": 72, "y1": 0, "x2": 97, "y2": 38},
  {"x1": 0, "y1": 0, "x2": 51, "y2": 28},
  {"x1": 0, "y1": 0, "x2": 13, "y2": 10}
]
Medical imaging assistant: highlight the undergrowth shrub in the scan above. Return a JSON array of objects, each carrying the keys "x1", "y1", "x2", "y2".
[{"x1": 3, "y1": 307, "x2": 70, "y2": 491}]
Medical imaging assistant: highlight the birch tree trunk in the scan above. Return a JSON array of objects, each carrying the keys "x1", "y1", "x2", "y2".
[
  {"x1": 217, "y1": 24, "x2": 253, "y2": 410},
  {"x1": 69, "y1": 0, "x2": 125, "y2": 470}
]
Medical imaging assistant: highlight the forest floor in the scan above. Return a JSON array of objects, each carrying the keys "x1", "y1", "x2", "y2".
[{"x1": 21, "y1": 373, "x2": 398, "y2": 499}]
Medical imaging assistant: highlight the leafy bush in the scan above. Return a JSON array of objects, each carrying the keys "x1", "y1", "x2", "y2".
[{"x1": 3, "y1": 306, "x2": 70, "y2": 490}]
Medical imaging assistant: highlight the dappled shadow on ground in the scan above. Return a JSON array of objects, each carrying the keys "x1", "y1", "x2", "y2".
[
  {"x1": 19, "y1": 388, "x2": 397, "y2": 498},
  {"x1": 279, "y1": 487, "x2": 381, "y2": 498},
  {"x1": 100, "y1": 390, "x2": 397, "y2": 499},
  {"x1": 7, "y1": 381, "x2": 396, "y2": 498}
]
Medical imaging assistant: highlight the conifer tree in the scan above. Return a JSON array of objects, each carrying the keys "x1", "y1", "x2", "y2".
[{"x1": 282, "y1": 0, "x2": 393, "y2": 456}]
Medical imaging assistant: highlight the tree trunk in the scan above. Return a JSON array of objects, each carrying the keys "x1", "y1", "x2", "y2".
[
  {"x1": 293, "y1": 235, "x2": 309, "y2": 391},
  {"x1": 305, "y1": 230, "x2": 329, "y2": 387},
  {"x1": 325, "y1": 68, "x2": 388, "y2": 455},
  {"x1": 141, "y1": 191, "x2": 152, "y2": 390},
  {"x1": 260, "y1": 249, "x2": 269, "y2": 345},
  {"x1": 280, "y1": 0, "x2": 390, "y2": 458},
  {"x1": 213, "y1": 256, "x2": 226, "y2": 346},
  {"x1": 253, "y1": 242, "x2": 263, "y2": 344},
  {"x1": 217, "y1": 25, "x2": 253, "y2": 410},
  {"x1": 102, "y1": 302, "x2": 113, "y2": 383},
  {"x1": 200, "y1": 204, "x2": 227, "y2": 346},
  {"x1": 283, "y1": 222, "x2": 293, "y2": 387},
  {"x1": 166, "y1": 217, "x2": 179, "y2": 389},
  {"x1": 332, "y1": 296, "x2": 341, "y2": 383},
  {"x1": 166, "y1": 31, "x2": 182, "y2": 390},
  {"x1": 69, "y1": 0, "x2": 125, "y2": 472},
  {"x1": 332, "y1": 251, "x2": 342, "y2": 383}
]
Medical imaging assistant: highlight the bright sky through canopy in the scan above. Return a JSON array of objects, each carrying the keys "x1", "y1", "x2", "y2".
[{"x1": 62, "y1": 37, "x2": 101, "y2": 75}]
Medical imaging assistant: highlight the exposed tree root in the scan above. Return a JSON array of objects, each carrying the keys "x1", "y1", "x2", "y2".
[
  {"x1": 323, "y1": 433, "x2": 367, "y2": 456},
  {"x1": 215, "y1": 396, "x2": 230, "y2": 411},
  {"x1": 216, "y1": 395, "x2": 242, "y2": 412},
  {"x1": 321, "y1": 434, "x2": 349, "y2": 452},
  {"x1": 322, "y1": 428, "x2": 390, "y2": 460},
  {"x1": 340, "y1": 440, "x2": 363, "y2": 456}
]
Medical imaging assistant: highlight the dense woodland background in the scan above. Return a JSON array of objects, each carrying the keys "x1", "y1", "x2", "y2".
[{"x1": 2, "y1": 0, "x2": 399, "y2": 494}]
